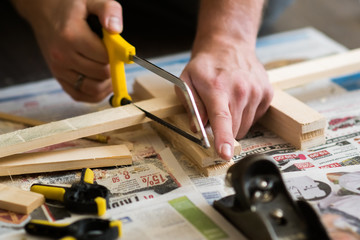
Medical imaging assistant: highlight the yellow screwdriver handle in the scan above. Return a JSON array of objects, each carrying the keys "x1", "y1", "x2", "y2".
[{"x1": 102, "y1": 29, "x2": 135, "y2": 107}]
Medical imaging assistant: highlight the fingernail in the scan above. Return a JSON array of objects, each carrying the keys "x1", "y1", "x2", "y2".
[
  {"x1": 108, "y1": 17, "x2": 123, "y2": 33},
  {"x1": 220, "y1": 143, "x2": 232, "y2": 160}
]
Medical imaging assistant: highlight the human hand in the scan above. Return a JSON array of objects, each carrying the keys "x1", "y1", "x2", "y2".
[
  {"x1": 12, "y1": 0, "x2": 123, "y2": 102},
  {"x1": 176, "y1": 42, "x2": 273, "y2": 160}
]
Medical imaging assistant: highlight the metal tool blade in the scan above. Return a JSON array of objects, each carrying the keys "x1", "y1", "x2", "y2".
[
  {"x1": 131, "y1": 55, "x2": 210, "y2": 148},
  {"x1": 126, "y1": 100, "x2": 206, "y2": 147}
]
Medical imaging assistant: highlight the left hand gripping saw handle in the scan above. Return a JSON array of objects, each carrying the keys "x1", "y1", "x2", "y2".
[{"x1": 102, "y1": 29, "x2": 135, "y2": 107}]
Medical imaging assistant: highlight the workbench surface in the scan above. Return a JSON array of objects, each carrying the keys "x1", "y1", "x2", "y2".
[{"x1": 1, "y1": 28, "x2": 360, "y2": 239}]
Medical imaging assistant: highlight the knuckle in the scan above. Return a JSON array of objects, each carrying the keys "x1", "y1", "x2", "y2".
[
  {"x1": 100, "y1": 67, "x2": 111, "y2": 79},
  {"x1": 214, "y1": 110, "x2": 232, "y2": 121},
  {"x1": 59, "y1": 25, "x2": 76, "y2": 42},
  {"x1": 211, "y1": 77, "x2": 227, "y2": 91},
  {"x1": 252, "y1": 84, "x2": 262, "y2": 97},
  {"x1": 250, "y1": 85, "x2": 263, "y2": 103},
  {"x1": 49, "y1": 47, "x2": 64, "y2": 62},
  {"x1": 232, "y1": 83, "x2": 248, "y2": 100}
]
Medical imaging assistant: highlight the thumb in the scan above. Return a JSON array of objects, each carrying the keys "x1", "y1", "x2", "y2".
[{"x1": 87, "y1": 0, "x2": 123, "y2": 33}]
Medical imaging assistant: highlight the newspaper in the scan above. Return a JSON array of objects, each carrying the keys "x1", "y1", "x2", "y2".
[
  {"x1": 1, "y1": 186, "x2": 245, "y2": 240},
  {"x1": 105, "y1": 186, "x2": 245, "y2": 240},
  {"x1": 234, "y1": 87, "x2": 360, "y2": 237},
  {"x1": 1, "y1": 27, "x2": 359, "y2": 239},
  {"x1": 283, "y1": 166, "x2": 360, "y2": 239}
]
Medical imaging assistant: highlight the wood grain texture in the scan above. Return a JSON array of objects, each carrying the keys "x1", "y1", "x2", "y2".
[
  {"x1": 0, "y1": 112, "x2": 108, "y2": 143},
  {"x1": 268, "y1": 48, "x2": 360, "y2": 89},
  {"x1": 0, "y1": 145, "x2": 132, "y2": 176},
  {"x1": 203, "y1": 160, "x2": 234, "y2": 177},
  {"x1": 0, "y1": 184, "x2": 44, "y2": 214},
  {"x1": 152, "y1": 113, "x2": 241, "y2": 166},
  {"x1": 0, "y1": 96, "x2": 183, "y2": 158},
  {"x1": 259, "y1": 89, "x2": 326, "y2": 149}
]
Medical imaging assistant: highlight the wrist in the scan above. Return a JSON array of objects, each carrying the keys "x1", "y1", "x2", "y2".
[
  {"x1": 193, "y1": 0, "x2": 264, "y2": 57},
  {"x1": 11, "y1": 0, "x2": 55, "y2": 27},
  {"x1": 191, "y1": 34, "x2": 257, "y2": 61}
]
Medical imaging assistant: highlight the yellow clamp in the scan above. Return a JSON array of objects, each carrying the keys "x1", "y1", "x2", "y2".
[
  {"x1": 26, "y1": 218, "x2": 122, "y2": 239},
  {"x1": 102, "y1": 29, "x2": 135, "y2": 107},
  {"x1": 82, "y1": 168, "x2": 94, "y2": 184},
  {"x1": 30, "y1": 185, "x2": 65, "y2": 202}
]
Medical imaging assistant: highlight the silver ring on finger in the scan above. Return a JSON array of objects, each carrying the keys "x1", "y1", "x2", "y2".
[{"x1": 74, "y1": 74, "x2": 85, "y2": 91}]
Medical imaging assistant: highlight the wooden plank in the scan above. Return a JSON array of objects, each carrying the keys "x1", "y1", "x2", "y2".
[
  {"x1": 0, "y1": 184, "x2": 44, "y2": 214},
  {"x1": 133, "y1": 74, "x2": 174, "y2": 99},
  {"x1": 0, "y1": 96, "x2": 183, "y2": 158},
  {"x1": 0, "y1": 111, "x2": 108, "y2": 143},
  {"x1": 268, "y1": 48, "x2": 360, "y2": 89},
  {"x1": 135, "y1": 49, "x2": 360, "y2": 95},
  {"x1": 0, "y1": 145, "x2": 132, "y2": 176},
  {"x1": 258, "y1": 89, "x2": 326, "y2": 149},
  {"x1": 152, "y1": 113, "x2": 241, "y2": 166},
  {"x1": 203, "y1": 160, "x2": 234, "y2": 177}
]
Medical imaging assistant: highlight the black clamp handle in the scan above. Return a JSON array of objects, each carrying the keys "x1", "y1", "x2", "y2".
[
  {"x1": 31, "y1": 168, "x2": 110, "y2": 216},
  {"x1": 25, "y1": 218, "x2": 121, "y2": 240}
]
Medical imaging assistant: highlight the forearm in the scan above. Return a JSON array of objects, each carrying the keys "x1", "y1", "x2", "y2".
[
  {"x1": 10, "y1": 0, "x2": 26, "y2": 17},
  {"x1": 10, "y1": 0, "x2": 57, "y2": 27},
  {"x1": 193, "y1": 0, "x2": 265, "y2": 54}
]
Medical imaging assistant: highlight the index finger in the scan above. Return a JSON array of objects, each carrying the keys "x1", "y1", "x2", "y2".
[{"x1": 205, "y1": 92, "x2": 235, "y2": 160}]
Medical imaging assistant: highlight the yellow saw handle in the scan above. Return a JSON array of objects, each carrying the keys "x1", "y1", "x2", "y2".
[{"x1": 102, "y1": 29, "x2": 135, "y2": 107}]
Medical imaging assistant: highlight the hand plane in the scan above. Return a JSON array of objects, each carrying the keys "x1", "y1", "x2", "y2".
[{"x1": 213, "y1": 154, "x2": 330, "y2": 240}]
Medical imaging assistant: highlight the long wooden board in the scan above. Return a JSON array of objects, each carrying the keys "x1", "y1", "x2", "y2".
[
  {"x1": 268, "y1": 48, "x2": 360, "y2": 89},
  {"x1": 0, "y1": 184, "x2": 44, "y2": 214},
  {"x1": 0, "y1": 49, "x2": 360, "y2": 159},
  {"x1": 0, "y1": 96, "x2": 183, "y2": 158},
  {"x1": 0, "y1": 112, "x2": 108, "y2": 143},
  {"x1": 0, "y1": 145, "x2": 132, "y2": 176}
]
